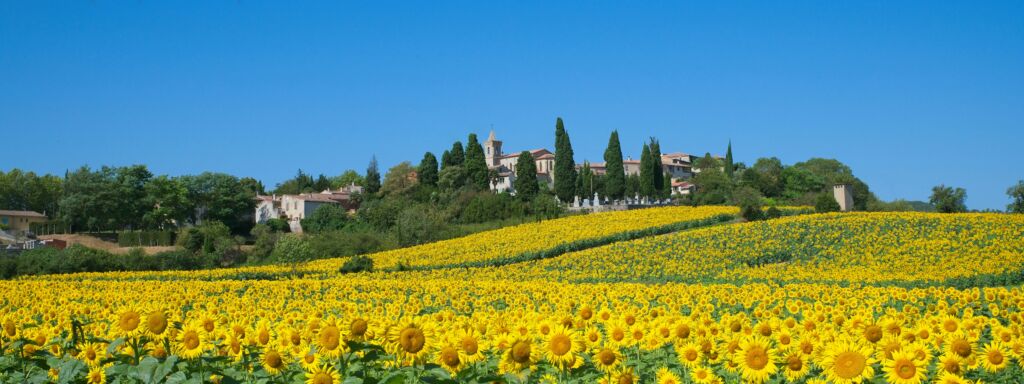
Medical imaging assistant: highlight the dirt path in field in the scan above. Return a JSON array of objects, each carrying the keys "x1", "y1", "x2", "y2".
[{"x1": 38, "y1": 234, "x2": 178, "y2": 255}]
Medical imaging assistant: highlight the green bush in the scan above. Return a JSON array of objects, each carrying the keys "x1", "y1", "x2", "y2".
[
  {"x1": 266, "y1": 218, "x2": 291, "y2": 232},
  {"x1": 308, "y1": 226, "x2": 393, "y2": 260},
  {"x1": 301, "y1": 204, "x2": 351, "y2": 234},
  {"x1": 815, "y1": 193, "x2": 842, "y2": 213},
  {"x1": 339, "y1": 255, "x2": 373, "y2": 274}
]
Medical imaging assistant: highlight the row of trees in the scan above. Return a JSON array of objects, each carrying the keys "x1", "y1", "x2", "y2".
[
  {"x1": 926, "y1": 182, "x2": 1024, "y2": 214},
  {"x1": 0, "y1": 166, "x2": 262, "y2": 234}
]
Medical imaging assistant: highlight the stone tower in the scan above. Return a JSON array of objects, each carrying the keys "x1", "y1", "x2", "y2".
[
  {"x1": 484, "y1": 130, "x2": 502, "y2": 167},
  {"x1": 833, "y1": 184, "x2": 854, "y2": 211}
]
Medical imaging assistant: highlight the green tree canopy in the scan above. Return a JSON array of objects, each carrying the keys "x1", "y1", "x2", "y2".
[
  {"x1": 553, "y1": 118, "x2": 578, "y2": 203},
  {"x1": 724, "y1": 141, "x2": 735, "y2": 179},
  {"x1": 602, "y1": 131, "x2": 625, "y2": 199},
  {"x1": 381, "y1": 161, "x2": 418, "y2": 196},
  {"x1": 930, "y1": 185, "x2": 967, "y2": 213},
  {"x1": 300, "y1": 204, "x2": 351, "y2": 234},
  {"x1": 330, "y1": 170, "x2": 364, "y2": 189},
  {"x1": 448, "y1": 141, "x2": 465, "y2": 167},
  {"x1": 464, "y1": 133, "x2": 490, "y2": 190},
  {"x1": 815, "y1": 192, "x2": 842, "y2": 213},
  {"x1": 648, "y1": 138, "x2": 665, "y2": 199},
  {"x1": 418, "y1": 152, "x2": 439, "y2": 187},
  {"x1": 364, "y1": 156, "x2": 381, "y2": 195},
  {"x1": 513, "y1": 151, "x2": 539, "y2": 200},
  {"x1": 639, "y1": 143, "x2": 655, "y2": 198},
  {"x1": 142, "y1": 175, "x2": 190, "y2": 229},
  {"x1": 0, "y1": 169, "x2": 63, "y2": 217},
  {"x1": 178, "y1": 172, "x2": 256, "y2": 234},
  {"x1": 1008, "y1": 180, "x2": 1024, "y2": 214}
]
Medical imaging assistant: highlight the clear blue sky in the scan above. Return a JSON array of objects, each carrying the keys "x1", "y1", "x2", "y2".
[{"x1": 2, "y1": 2, "x2": 1021, "y2": 210}]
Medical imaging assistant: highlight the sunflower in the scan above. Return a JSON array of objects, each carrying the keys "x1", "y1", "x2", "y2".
[
  {"x1": 260, "y1": 346, "x2": 288, "y2": 375},
  {"x1": 732, "y1": 335, "x2": 778, "y2": 384},
  {"x1": 605, "y1": 320, "x2": 630, "y2": 346},
  {"x1": 861, "y1": 323, "x2": 883, "y2": 344},
  {"x1": 499, "y1": 337, "x2": 538, "y2": 374},
  {"x1": 943, "y1": 333, "x2": 975, "y2": 359},
  {"x1": 542, "y1": 324, "x2": 583, "y2": 370},
  {"x1": 934, "y1": 371, "x2": 970, "y2": 384},
  {"x1": 821, "y1": 340, "x2": 876, "y2": 384},
  {"x1": 781, "y1": 348, "x2": 810, "y2": 381},
  {"x1": 884, "y1": 350, "x2": 926, "y2": 384},
  {"x1": 600, "y1": 366, "x2": 637, "y2": 384},
  {"x1": 115, "y1": 308, "x2": 143, "y2": 337},
  {"x1": 223, "y1": 333, "x2": 245, "y2": 362},
  {"x1": 592, "y1": 347, "x2": 622, "y2": 373},
  {"x1": 676, "y1": 341, "x2": 703, "y2": 368},
  {"x1": 316, "y1": 318, "x2": 348, "y2": 358},
  {"x1": 583, "y1": 325, "x2": 603, "y2": 349},
  {"x1": 297, "y1": 344, "x2": 324, "y2": 371},
  {"x1": 346, "y1": 316, "x2": 371, "y2": 342},
  {"x1": 453, "y1": 327, "x2": 487, "y2": 364},
  {"x1": 144, "y1": 309, "x2": 170, "y2": 339},
  {"x1": 655, "y1": 367, "x2": 682, "y2": 384},
  {"x1": 387, "y1": 320, "x2": 432, "y2": 364},
  {"x1": 435, "y1": 343, "x2": 466, "y2": 375},
  {"x1": 85, "y1": 364, "x2": 107, "y2": 384},
  {"x1": 689, "y1": 366, "x2": 717, "y2": 384},
  {"x1": 937, "y1": 352, "x2": 966, "y2": 376},
  {"x1": 76, "y1": 342, "x2": 106, "y2": 367},
  {"x1": 305, "y1": 363, "x2": 340, "y2": 384},
  {"x1": 176, "y1": 323, "x2": 207, "y2": 360},
  {"x1": 980, "y1": 340, "x2": 1010, "y2": 372},
  {"x1": 252, "y1": 319, "x2": 275, "y2": 347}
]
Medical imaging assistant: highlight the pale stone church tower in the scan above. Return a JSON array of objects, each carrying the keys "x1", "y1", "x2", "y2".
[
  {"x1": 833, "y1": 184, "x2": 854, "y2": 211},
  {"x1": 484, "y1": 130, "x2": 503, "y2": 167}
]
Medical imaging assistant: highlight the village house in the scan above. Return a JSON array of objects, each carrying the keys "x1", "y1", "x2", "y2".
[
  {"x1": 485, "y1": 131, "x2": 557, "y2": 193},
  {"x1": 255, "y1": 184, "x2": 362, "y2": 233},
  {"x1": 485, "y1": 130, "x2": 723, "y2": 196},
  {"x1": 0, "y1": 210, "x2": 47, "y2": 236}
]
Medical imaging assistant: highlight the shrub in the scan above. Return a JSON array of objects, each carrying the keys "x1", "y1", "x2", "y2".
[
  {"x1": 301, "y1": 204, "x2": 351, "y2": 234},
  {"x1": 339, "y1": 255, "x2": 373, "y2": 274},
  {"x1": 815, "y1": 193, "x2": 842, "y2": 213},
  {"x1": 765, "y1": 206, "x2": 782, "y2": 219},
  {"x1": 308, "y1": 227, "x2": 392, "y2": 260},
  {"x1": 266, "y1": 218, "x2": 291, "y2": 233},
  {"x1": 272, "y1": 234, "x2": 314, "y2": 267}
]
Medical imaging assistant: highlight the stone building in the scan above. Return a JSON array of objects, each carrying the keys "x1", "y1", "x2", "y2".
[
  {"x1": 485, "y1": 131, "x2": 556, "y2": 193},
  {"x1": 833, "y1": 184, "x2": 854, "y2": 211}
]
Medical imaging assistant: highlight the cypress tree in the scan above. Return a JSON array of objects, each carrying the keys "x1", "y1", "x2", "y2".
[
  {"x1": 450, "y1": 141, "x2": 465, "y2": 166},
  {"x1": 649, "y1": 138, "x2": 664, "y2": 198},
  {"x1": 418, "y1": 152, "x2": 439, "y2": 186},
  {"x1": 440, "y1": 150, "x2": 452, "y2": 170},
  {"x1": 725, "y1": 140, "x2": 735, "y2": 178},
  {"x1": 364, "y1": 156, "x2": 381, "y2": 194},
  {"x1": 662, "y1": 171, "x2": 673, "y2": 198},
  {"x1": 639, "y1": 143, "x2": 655, "y2": 198},
  {"x1": 514, "y1": 151, "x2": 539, "y2": 200},
  {"x1": 464, "y1": 133, "x2": 489, "y2": 190},
  {"x1": 603, "y1": 131, "x2": 625, "y2": 199},
  {"x1": 578, "y1": 161, "x2": 594, "y2": 199},
  {"x1": 553, "y1": 117, "x2": 577, "y2": 203}
]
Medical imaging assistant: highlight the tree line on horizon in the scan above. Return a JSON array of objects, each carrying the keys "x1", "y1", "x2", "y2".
[{"x1": 2, "y1": 117, "x2": 1023, "y2": 236}]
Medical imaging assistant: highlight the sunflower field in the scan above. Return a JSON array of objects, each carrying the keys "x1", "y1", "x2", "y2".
[{"x1": 2, "y1": 209, "x2": 1024, "y2": 384}]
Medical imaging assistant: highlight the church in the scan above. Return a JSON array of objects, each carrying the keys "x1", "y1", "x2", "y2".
[{"x1": 484, "y1": 131, "x2": 556, "y2": 193}]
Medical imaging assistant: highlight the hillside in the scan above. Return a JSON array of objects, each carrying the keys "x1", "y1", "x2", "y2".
[{"x1": 2, "y1": 209, "x2": 1023, "y2": 383}]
